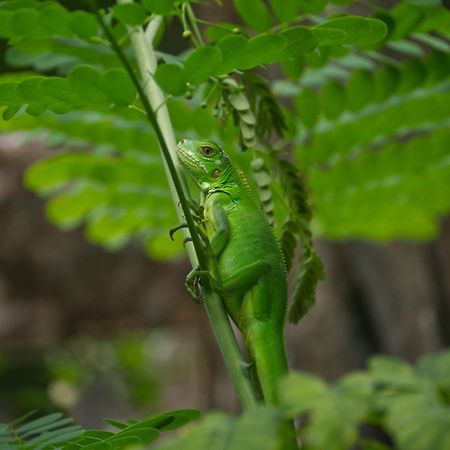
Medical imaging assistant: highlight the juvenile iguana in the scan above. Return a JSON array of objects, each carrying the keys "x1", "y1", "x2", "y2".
[{"x1": 176, "y1": 139, "x2": 289, "y2": 405}]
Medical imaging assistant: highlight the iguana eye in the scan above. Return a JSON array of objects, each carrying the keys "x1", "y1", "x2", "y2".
[{"x1": 201, "y1": 145, "x2": 214, "y2": 156}]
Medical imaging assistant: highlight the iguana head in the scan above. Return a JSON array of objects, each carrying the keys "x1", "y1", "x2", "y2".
[{"x1": 176, "y1": 139, "x2": 232, "y2": 190}]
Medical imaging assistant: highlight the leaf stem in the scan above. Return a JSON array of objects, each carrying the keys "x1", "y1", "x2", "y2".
[
  {"x1": 185, "y1": 3, "x2": 205, "y2": 46},
  {"x1": 97, "y1": 0, "x2": 257, "y2": 410}
]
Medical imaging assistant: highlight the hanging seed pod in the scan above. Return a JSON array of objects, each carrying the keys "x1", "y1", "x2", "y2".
[
  {"x1": 239, "y1": 109, "x2": 257, "y2": 125},
  {"x1": 222, "y1": 78, "x2": 257, "y2": 150},
  {"x1": 228, "y1": 91, "x2": 250, "y2": 111},
  {"x1": 251, "y1": 157, "x2": 275, "y2": 226}
]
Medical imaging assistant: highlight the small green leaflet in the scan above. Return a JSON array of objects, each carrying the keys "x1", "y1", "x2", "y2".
[
  {"x1": 314, "y1": 16, "x2": 388, "y2": 46},
  {"x1": 154, "y1": 64, "x2": 187, "y2": 96},
  {"x1": 112, "y1": 3, "x2": 147, "y2": 26},
  {"x1": 0, "y1": 67, "x2": 135, "y2": 117},
  {"x1": 141, "y1": 0, "x2": 176, "y2": 14},
  {"x1": 232, "y1": 0, "x2": 273, "y2": 32}
]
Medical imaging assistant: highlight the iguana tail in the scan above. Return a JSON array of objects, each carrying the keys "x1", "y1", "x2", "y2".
[
  {"x1": 246, "y1": 323, "x2": 298, "y2": 449},
  {"x1": 245, "y1": 321, "x2": 289, "y2": 405}
]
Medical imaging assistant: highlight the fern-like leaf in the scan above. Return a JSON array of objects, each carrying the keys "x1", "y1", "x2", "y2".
[
  {"x1": 153, "y1": 407, "x2": 289, "y2": 450},
  {"x1": 278, "y1": 219, "x2": 297, "y2": 273},
  {"x1": 0, "y1": 409, "x2": 200, "y2": 450},
  {"x1": 276, "y1": 159, "x2": 325, "y2": 323},
  {"x1": 289, "y1": 241, "x2": 325, "y2": 323},
  {"x1": 0, "y1": 412, "x2": 83, "y2": 450}
]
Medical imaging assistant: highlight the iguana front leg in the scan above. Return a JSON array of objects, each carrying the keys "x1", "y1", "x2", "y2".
[
  {"x1": 206, "y1": 196, "x2": 274, "y2": 323},
  {"x1": 206, "y1": 196, "x2": 231, "y2": 259},
  {"x1": 180, "y1": 197, "x2": 231, "y2": 303},
  {"x1": 175, "y1": 210, "x2": 223, "y2": 303},
  {"x1": 187, "y1": 199, "x2": 204, "y2": 223}
]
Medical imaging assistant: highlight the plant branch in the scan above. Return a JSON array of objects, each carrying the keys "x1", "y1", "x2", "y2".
[
  {"x1": 145, "y1": 15, "x2": 163, "y2": 43},
  {"x1": 95, "y1": 0, "x2": 257, "y2": 409}
]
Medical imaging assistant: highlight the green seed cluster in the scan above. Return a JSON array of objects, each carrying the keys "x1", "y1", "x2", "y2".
[
  {"x1": 223, "y1": 79, "x2": 256, "y2": 149},
  {"x1": 251, "y1": 157, "x2": 274, "y2": 225}
]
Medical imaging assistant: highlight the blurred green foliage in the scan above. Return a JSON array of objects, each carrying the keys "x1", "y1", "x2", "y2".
[
  {"x1": 0, "y1": 0, "x2": 448, "y2": 259},
  {"x1": 0, "y1": 408, "x2": 200, "y2": 450},
  {"x1": 0, "y1": 333, "x2": 182, "y2": 418},
  {"x1": 2, "y1": 350, "x2": 449, "y2": 450},
  {"x1": 0, "y1": 1, "x2": 449, "y2": 446},
  {"x1": 280, "y1": 350, "x2": 450, "y2": 450}
]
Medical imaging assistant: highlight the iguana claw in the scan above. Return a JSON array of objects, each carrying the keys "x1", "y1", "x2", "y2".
[
  {"x1": 187, "y1": 199, "x2": 204, "y2": 222},
  {"x1": 185, "y1": 266, "x2": 208, "y2": 303},
  {"x1": 185, "y1": 267, "x2": 222, "y2": 303},
  {"x1": 185, "y1": 280, "x2": 205, "y2": 304},
  {"x1": 170, "y1": 223, "x2": 213, "y2": 257},
  {"x1": 169, "y1": 223, "x2": 188, "y2": 241}
]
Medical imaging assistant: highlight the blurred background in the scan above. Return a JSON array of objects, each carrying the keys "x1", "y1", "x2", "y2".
[
  {"x1": 1, "y1": 134, "x2": 449, "y2": 425},
  {"x1": 1, "y1": 0, "x2": 449, "y2": 429}
]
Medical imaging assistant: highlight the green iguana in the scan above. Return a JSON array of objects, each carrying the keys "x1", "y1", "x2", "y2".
[{"x1": 176, "y1": 139, "x2": 289, "y2": 405}]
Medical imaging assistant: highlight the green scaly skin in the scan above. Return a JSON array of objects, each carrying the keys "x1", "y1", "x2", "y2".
[{"x1": 176, "y1": 139, "x2": 289, "y2": 405}]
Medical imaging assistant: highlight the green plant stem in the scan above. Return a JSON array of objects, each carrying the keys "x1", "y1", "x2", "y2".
[
  {"x1": 185, "y1": 3, "x2": 204, "y2": 46},
  {"x1": 145, "y1": 15, "x2": 163, "y2": 43},
  {"x1": 97, "y1": 0, "x2": 257, "y2": 410}
]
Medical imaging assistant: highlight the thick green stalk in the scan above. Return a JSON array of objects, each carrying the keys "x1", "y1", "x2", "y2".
[{"x1": 96, "y1": 1, "x2": 257, "y2": 409}]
